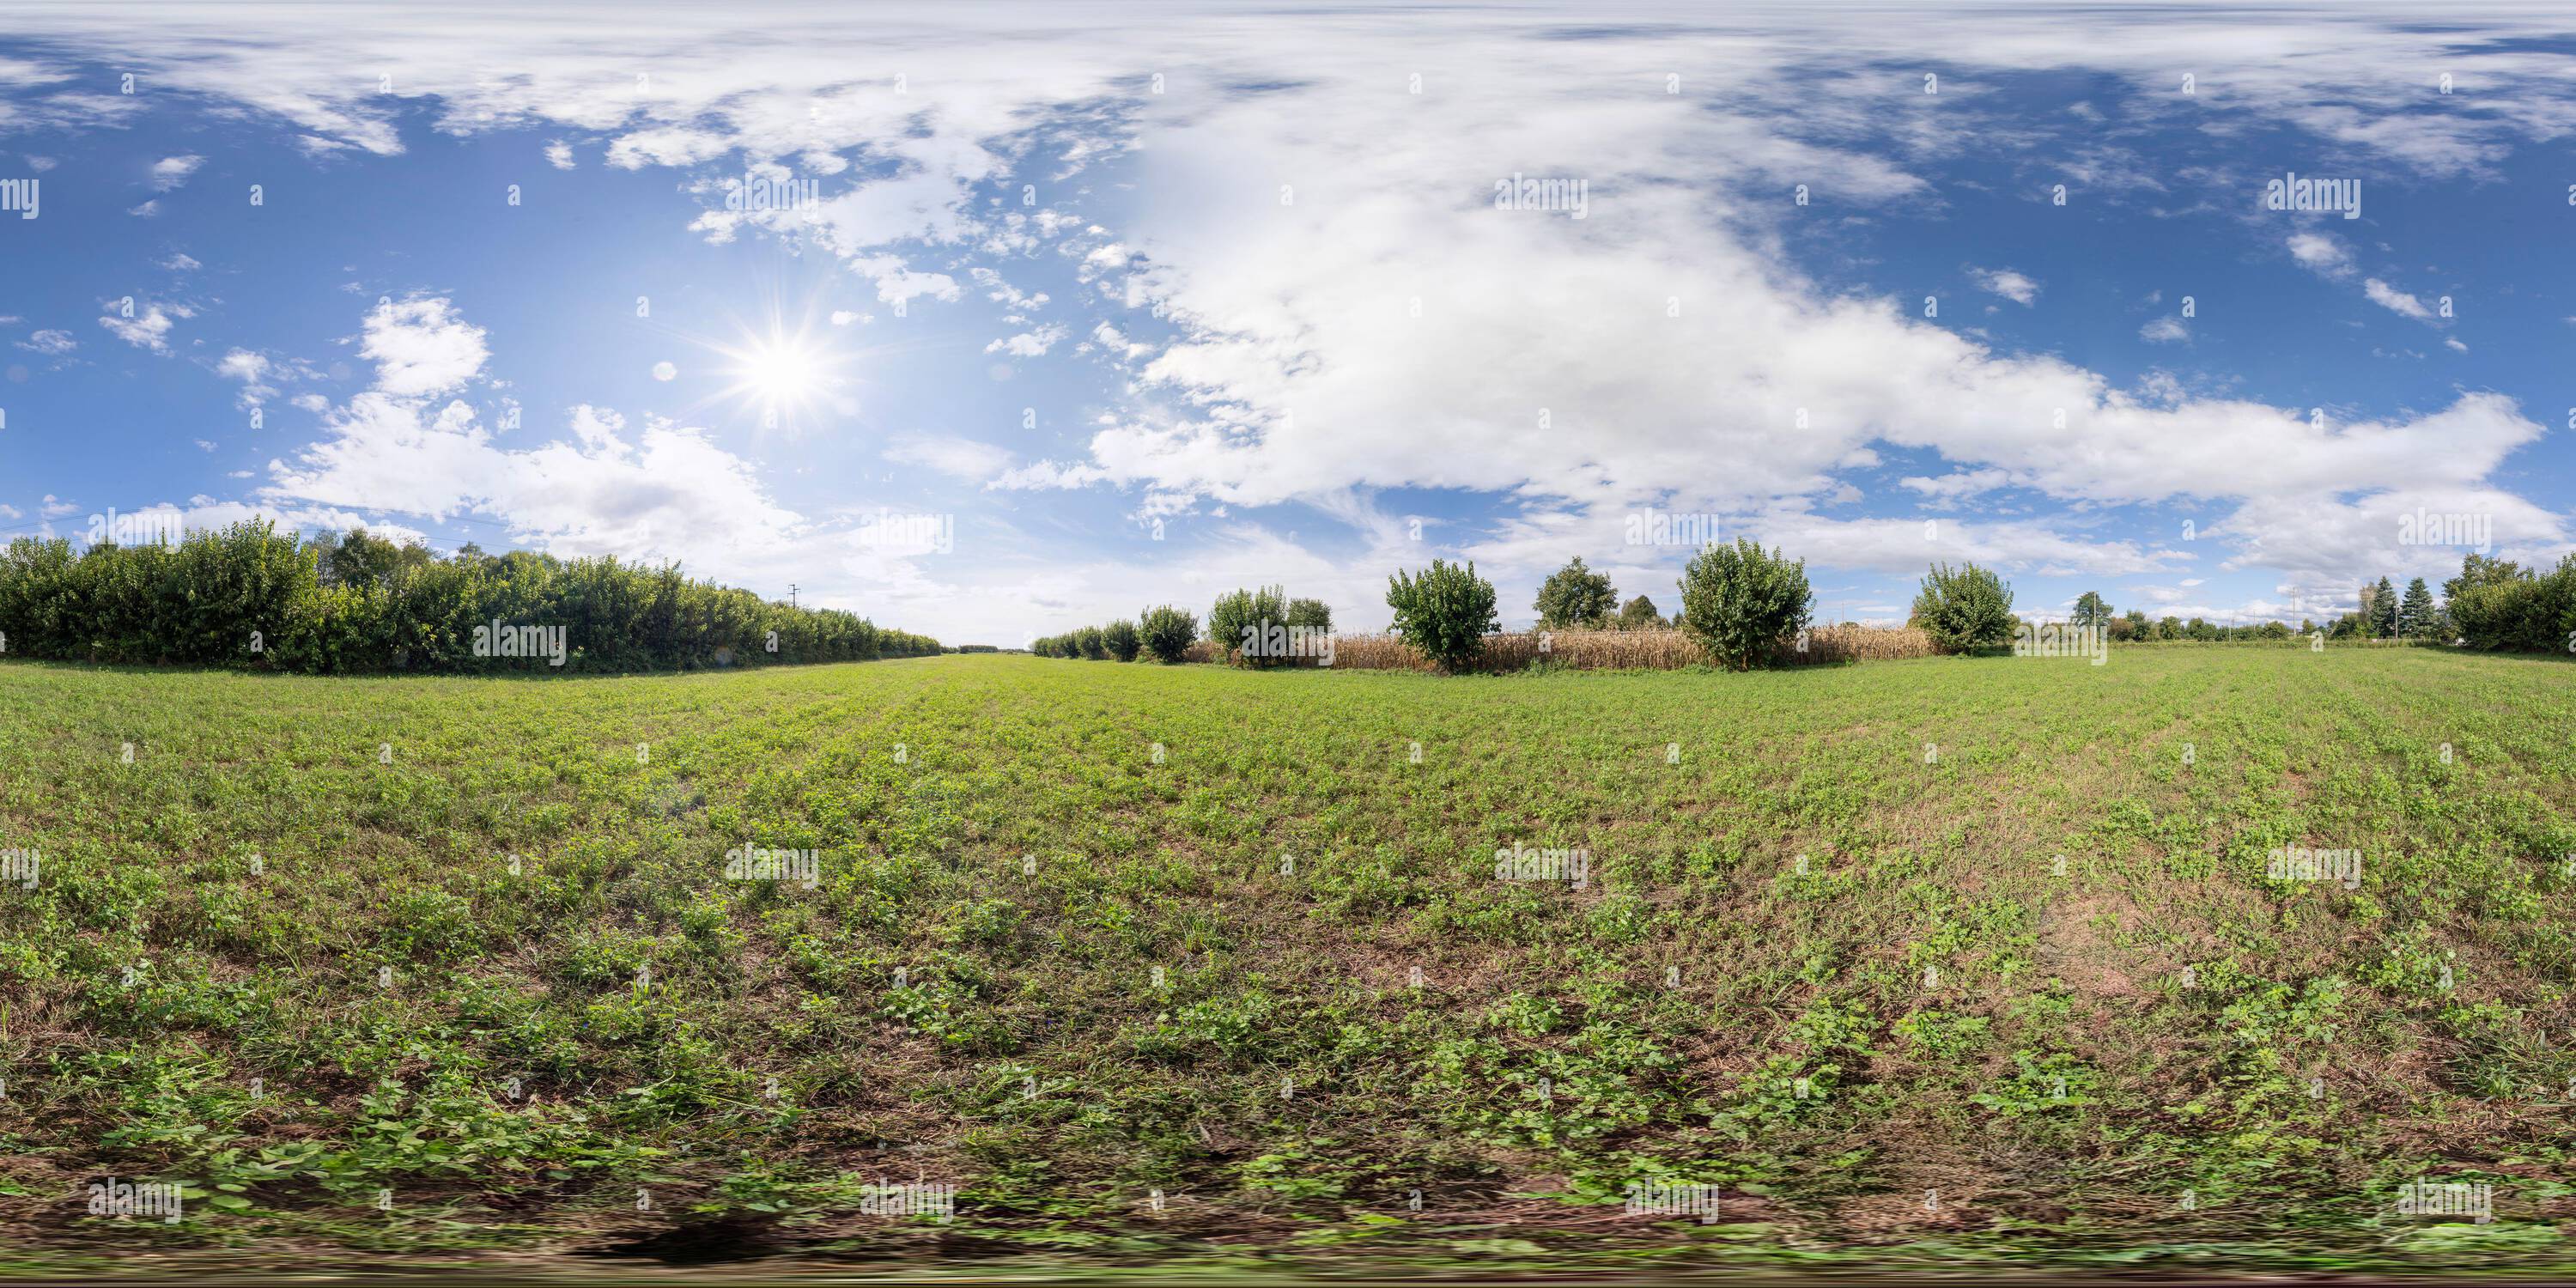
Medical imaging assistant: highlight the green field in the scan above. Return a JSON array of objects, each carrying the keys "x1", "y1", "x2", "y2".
[{"x1": 1, "y1": 649, "x2": 2572, "y2": 1277}]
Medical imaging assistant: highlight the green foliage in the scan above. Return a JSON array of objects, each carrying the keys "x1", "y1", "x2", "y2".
[
  {"x1": 2369, "y1": 575, "x2": 2399, "y2": 637},
  {"x1": 0, "y1": 522, "x2": 937, "y2": 672},
  {"x1": 1674, "y1": 538, "x2": 1813, "y2": 670},
  {"x1": 1208, "y1": 585, "x2": 1291, "y2": 666},
  {"x1": 2072, "y1": 590, "x2": 2111, "y2": 630},
  {"x1": 2398, "y1": 577, "x2": 2439, "y2": 639},
  {"x1": 1285, "y1": 598, "x2": 1333, "y2": 634},
  {"x1": 1138, "y1": 605, "x2": 1199, "y2": 663},
  {"x1": 1384, "y1": 559, "x2": 1498, "y2": 671},
  {"x1": 1616, "y1": 594, "x2": 1664, "y2": 629},
  {"x1": 1103, "y1": 619, "x2": 1141, "y2": 662},
  {"x1": 1911, "y1": 562, "x2": 2017, "y2": 653},
  {"x1": 2446, "y1": 554, "x2": 2576, "y2": 653},
  {"x1": 1534, "y1": 556, "x2": 1618, "y2": 629}
]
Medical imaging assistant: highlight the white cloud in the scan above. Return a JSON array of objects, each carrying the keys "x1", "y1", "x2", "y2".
[
  {"x1": 161, "y1": 252, "x2": 202, "y2": 270},
  {"x1": 98, "y1": 301, "x2": 193, "y2": 353},
  {"x1": 1900, "y1": 468, "x2": 2017, "y2": 501},
  {"x1": 2138, "y1": 316, "x2": 2189, "y2": 344},
  {"x1": 149, "y1": 154, "x2": 204, "y2": 190},
  {"x1": 885, "y1": 434, "x2": 1014, "y2": 481},
  {"x1": 2361, "y1": 277, "x2": 2433, "y2": 321},
  {"x1": 544, "y1": 140, "x2": 574, "y2": 168},
  {"x1": 1968, "y1": 266, "x2": 2038, "y2": 306},
  {"x1": 2285, "y1": 232, "x2": 2351, "y2": 277},
  {"x1": 360, "y1": 295, "x2": 489, "y2": 396},
  {"x1": 126, "y1": 199, "x2": 159, "y2": 217},
  {"x1": 984, "y1": 324, "x2": 1068, "y2": 357},
  {"x1": 16, "y1": 328, "x2": 75, "y2": 355}
]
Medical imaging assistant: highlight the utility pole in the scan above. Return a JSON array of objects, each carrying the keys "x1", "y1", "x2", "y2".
[{"x1": 790, "y1": 583, "x2": 799, "y2": 608}]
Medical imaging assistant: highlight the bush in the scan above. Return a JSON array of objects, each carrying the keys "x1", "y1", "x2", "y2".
[
  {"x1": 1139, "y1": 605, "x2": 1199, "y2": 663},
  {"x1": 1534, "y1": 556, "x2": 1617, "y2": 629},
  {"x1": 1073, "y1": 625, "x2": 1109, "y2": 659},
  {"x1": 0, "y1": 521, "x2": 940, "y2": 673},
  {"x1": 1911, "y1": 562, "x2": 2016, "y2": 653},
  {"x1": 1385, "y1": 559, "x2": 1498, "y2": 672},
  {"x1": 1674, "y1": 538, "x2": 1813, "y2": 670},
  {"x1": 1103, "y1": 619, "x2": 1141, "y2": 661},
  {"x1": 1208, "y1": 585, "x2": 1291, "y2": 666},
  {"x1": 1285, "y1": 598, "x2": 1333, "y2": 634},
  {"x1": 2447, "y1": 554, "x2": 2576, "y2": 653}
]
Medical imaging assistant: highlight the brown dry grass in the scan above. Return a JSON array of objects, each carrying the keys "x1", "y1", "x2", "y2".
[{"x1": 1322, "y1": 626, "x2": 1937, "y2": 672}]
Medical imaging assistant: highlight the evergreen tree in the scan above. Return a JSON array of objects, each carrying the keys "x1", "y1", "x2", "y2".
[
  {"x1": 2368, "y1": 576, "x2": 2398, "y2": 637},
  {"x1": 2397, "y1": 577, "x2": 2437, "y2": 638}
]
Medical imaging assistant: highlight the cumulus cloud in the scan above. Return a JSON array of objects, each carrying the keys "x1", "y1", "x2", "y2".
[
  {"x1": 16, "y1": 327, "x2": 76, "y2": 355},
  {"x1": 360, "y1": 296, "x2": 489, "y2": 396}
]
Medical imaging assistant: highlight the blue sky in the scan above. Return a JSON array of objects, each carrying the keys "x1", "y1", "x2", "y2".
[{"x1": 1, "y1": 2, "x2": 2568, "y2": 646}]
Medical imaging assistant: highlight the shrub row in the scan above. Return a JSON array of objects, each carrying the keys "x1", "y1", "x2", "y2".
[
  {"x1": 2445, "y1": 555, "x2": 2576, "y2": 653},
  {"x1": 0, "y1": 522, "x2": 940, "y2": 673},
  {"x1": 1029, "y1": 548, "x2": 2576, "y2": 677}
]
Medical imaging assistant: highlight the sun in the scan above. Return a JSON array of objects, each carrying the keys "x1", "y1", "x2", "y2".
[
  {"x1": 740, "y1": 334, "x2": 823, "y2": 404},
  {"x1": 701, "y1": 318, "x2": 850, "y2": 430}
]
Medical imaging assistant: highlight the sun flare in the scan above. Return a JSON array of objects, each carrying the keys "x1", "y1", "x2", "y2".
[{"x1": 703, "y1": 319, "x2": 847, "y2": 429}]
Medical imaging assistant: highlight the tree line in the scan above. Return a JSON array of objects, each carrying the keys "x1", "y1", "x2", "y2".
[
  {"x1": 0, "y1": 521, "x2": 942, "y2": 673},
  {"x1": 1030, "y1": 544, "x2": 2576, "y2": 675}
]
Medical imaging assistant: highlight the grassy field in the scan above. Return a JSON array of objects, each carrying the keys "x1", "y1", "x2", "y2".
[{"x1": 0, "y1": 648, "x2": 2571, "y2": 1278}]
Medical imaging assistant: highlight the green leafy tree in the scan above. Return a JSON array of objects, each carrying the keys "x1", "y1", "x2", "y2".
[
  {"x1": 1138, "y1": 605, "x2": 1198, "y2": 663},
  {"x1": 1534, "y1": 556, "x2": 1618, "y2": 629},
  {"x1": 1616, "y1": 594, "x2": 1664, "y2": 630},
  {"x1": 1209, "y1": 585, "x2": 1291, "y2": 666},
  {"x1": 1385, "y1": 559, "x2": 1498, "y2": 672},
  {"x1": 1103, "y1": 618, "x2": 1141, "y2": 661},
  {"x1": 1675, "y1": 538, "x2": 1813, "y2": 670},
  {"x1": 1072, "y1": 625, "x2": 1109, "y2": 659},
  {"x1": 1910, "y1": 562, "x2": 2016, "y2": 653},
  {"x1": 2445, "y1": 553, "x2": 2524, "y2": 603},
  {"x1": 1285, "y1": 598, "x2": 1333, "y2": 634},
  {"x1": 2071, "y1": 591, "x2": 2111, "y2": 631}
]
